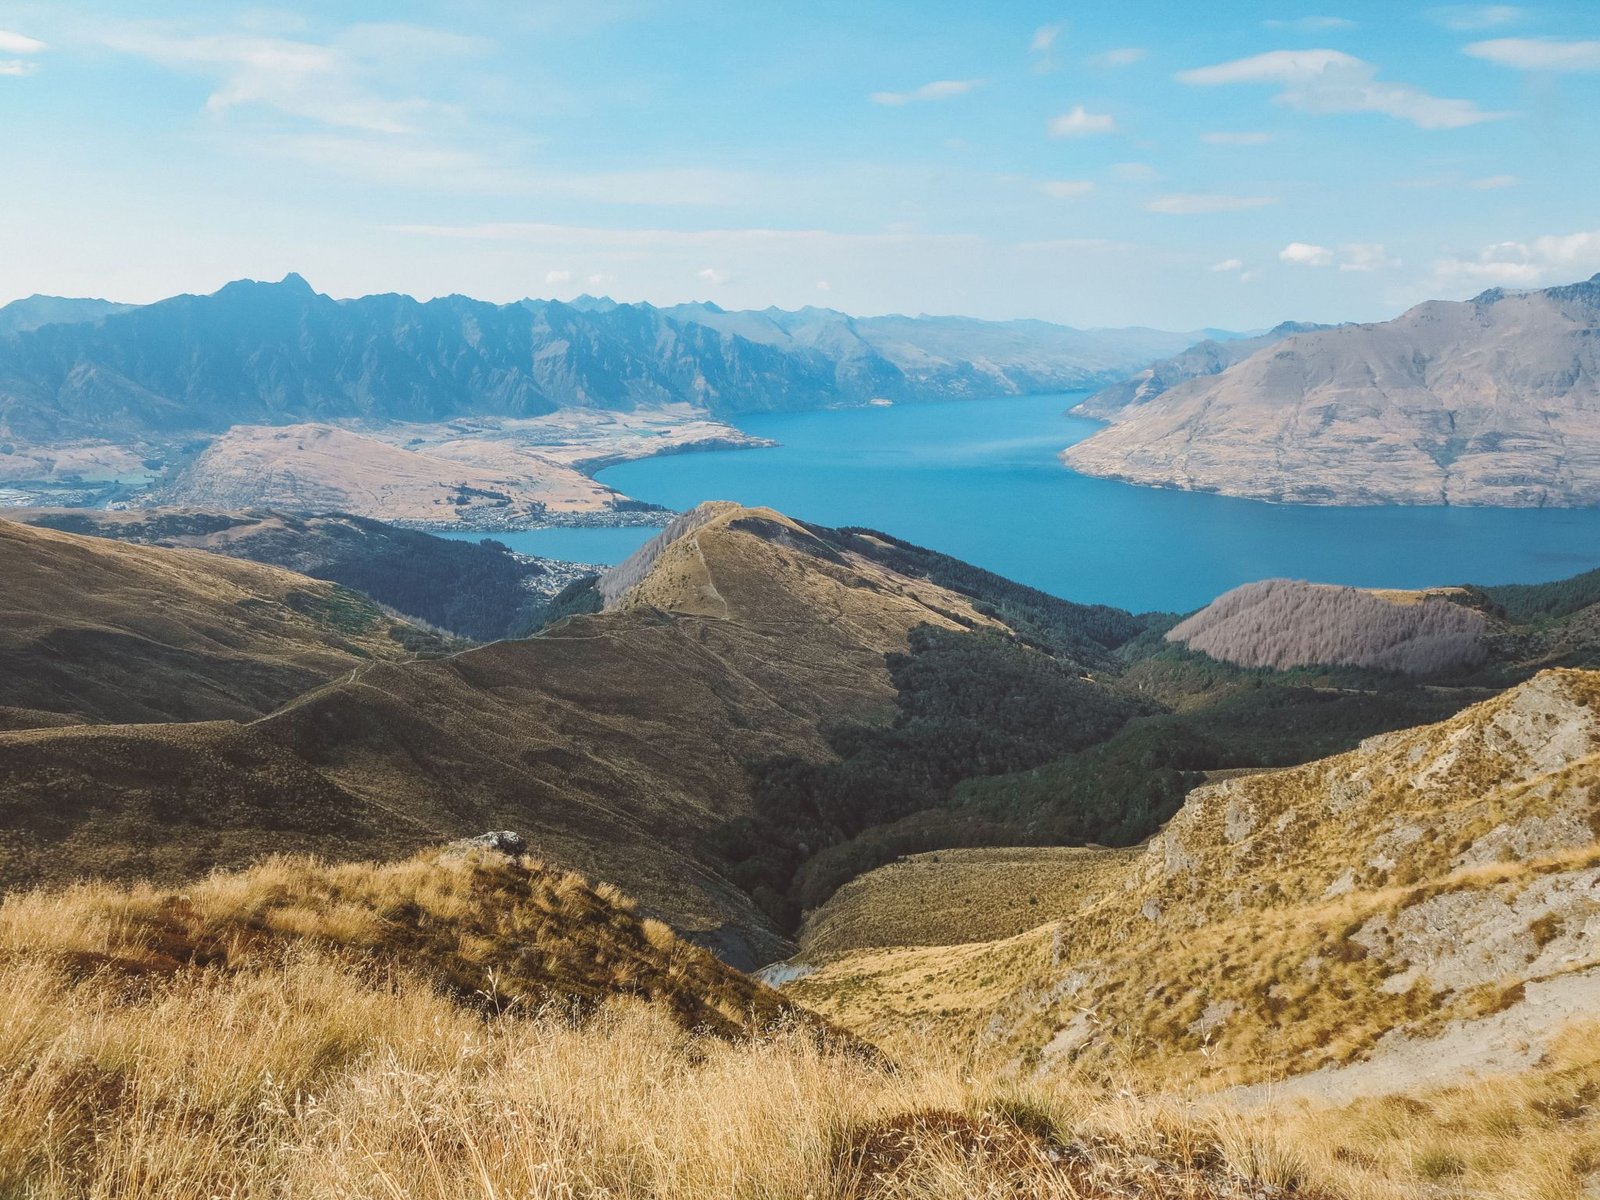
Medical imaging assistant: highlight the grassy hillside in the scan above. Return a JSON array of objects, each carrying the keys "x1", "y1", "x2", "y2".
[
  {"x1": 788, "y1": 670, "x2": 1600, "y2": 1099},
  {"x1": 0, "y1": 517, "x2": 446, "y2": 727},
  {"x1": 2, "y1": 847, "x2": 1595, "y2": 1199},
  {"x1": 23, "y1": 508, "x2": 572, "y2": 640}
]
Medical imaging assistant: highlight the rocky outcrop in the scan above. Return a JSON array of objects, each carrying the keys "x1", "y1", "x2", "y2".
[{"x1": 1063, "y1": 275, "x2": 1600, "y2": 506}]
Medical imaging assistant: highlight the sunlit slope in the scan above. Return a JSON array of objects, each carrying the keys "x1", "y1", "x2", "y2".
[{"x1": 791, "y1": 669, "x2": 1600, "y2": 1087}]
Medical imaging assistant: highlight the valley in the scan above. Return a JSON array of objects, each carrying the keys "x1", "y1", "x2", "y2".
[{"x1": 3, "y1": 497, "x2": 1600, "y2": 1197}]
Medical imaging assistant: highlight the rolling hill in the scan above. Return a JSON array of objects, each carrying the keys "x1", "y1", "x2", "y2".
[
  {"x1": 19, "y1": 507, "x2": 581, "y2": 641},
  {"x1": 0, "y1": 517, "x2": 444, "y2": 728},
  {"x1": 1063, "y1": 274, "x2": 1600, "y2": 506}
]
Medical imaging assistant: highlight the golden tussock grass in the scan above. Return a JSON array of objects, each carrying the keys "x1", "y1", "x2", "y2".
[{"x1": 0, "y1": 852, "x2": 1594, "y2": 1198}]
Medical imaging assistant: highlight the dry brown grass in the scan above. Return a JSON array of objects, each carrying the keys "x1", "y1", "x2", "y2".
[{"x1": 0, "y1": 853, "x2": 1595, "y2": 1198}]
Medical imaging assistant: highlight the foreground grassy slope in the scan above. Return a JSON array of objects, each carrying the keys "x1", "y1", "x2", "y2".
[
  {"x1": 0, "y1": 516, "x2": 444, "y2": 728},
  {"x1": 2, "y1": 848, "x2": 1595, "y2": 1199},
  {"x1": 790, "y1": 670, "x2": 1600, "y2": 1092}
]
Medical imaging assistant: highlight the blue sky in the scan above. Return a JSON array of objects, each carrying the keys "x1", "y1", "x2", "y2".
[{"x1": 1, "y1": 1, "x2": 1598, "y2": 329}]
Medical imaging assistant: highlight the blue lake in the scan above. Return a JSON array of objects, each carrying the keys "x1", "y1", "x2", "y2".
[{"x1": 450, "y1": 393, "x2": 1600, "y2": 613}]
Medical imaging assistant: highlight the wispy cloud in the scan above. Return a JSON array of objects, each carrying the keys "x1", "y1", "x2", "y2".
[
  {"x1": 1339, "y1": 243, "x2": 1399, "y2": 271},
  {"x1": 1047, "y1": 105, "x2": 1117, "y2": 137},
  {"x1": 1040, "y1": 180, "x2": 1095, "y2": 198},
  {"x1": 258, "y1": 132, "x2": 751, "y2": 205},
  {"x1": 1427, "y1": 5, "x2": 1524, "y2": 31},
  {"x1": 869, "y1": 79, "x2": 980, "y2": 105},
  {"x1": 1211, "y1": 258, "x2": 1245, "y2": 272},
  {"x1": 96, "y1": 21, "x2": 489, "y2": 134},
  {"x1": 697, "y1": 266, "x2": 730, "y2": 286},
  {"x1": 1030, "y1": 24, "x2": 1063, "y2": 53},
  {"x1": 1264, "y1": 16, "x2": 1356, "y2": 32},
  {"x1": 0, "y1": 26, "x2": 46, "y2": 76},
  {"x1": 1470, "y1": 174, "x2": 1520, "y2": 189},
  {"x1": 1201, "y1": 130, "x2": 1274, "y2": 145},
  {"x1": 1464, "y1": 37, "x2": 1600, "y2": 72},
  {"x1": 1280, "y1": 241, "x2": 1335, "y2": 266},
  {"x1": 0, "y1": 28, "x2": 46, "y2": 54},
  {"x1": 1178, "y1": 49, "x2": 1503, "y2": 128},
  {"x1": 1110, "y1": 162, "x2": 1160, "y2": 182},
  {"x1": 1089, "y1": 47, "x2": 1145, "y2": 67},
  {"x1": 1433, "y1": 229, "x2": 1600, "y2": 287},
  {"x1": 1146, "y1": 193, "x2": 1276, "y2": 214}
]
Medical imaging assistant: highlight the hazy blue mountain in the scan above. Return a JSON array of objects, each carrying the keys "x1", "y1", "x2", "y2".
[
  {"x1": 1073, "y1": 320, "x2": 1335, "y2": 420},
  {"x1": 0, "y1": 295, "x2": 136, "y2": 338},
  {"x1": 0, "y1": 276, "x2": 1231, "y2": 442}
]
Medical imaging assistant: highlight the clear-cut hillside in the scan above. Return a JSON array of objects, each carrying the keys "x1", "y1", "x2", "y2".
[
  {"x1": 1165, "y1": 578, "x2": 1490, "y2": 676},
  {"x1": 789, "y1": 669, "x2": 1600, "y2": 1091},
  {"x1": 1063, "y1": 275, "x2": 1600, "y2": 506}
]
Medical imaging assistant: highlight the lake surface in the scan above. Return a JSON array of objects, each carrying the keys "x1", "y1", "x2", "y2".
[{"x1": 455, "y1": 393, "x2": 1600, "y2": 613}]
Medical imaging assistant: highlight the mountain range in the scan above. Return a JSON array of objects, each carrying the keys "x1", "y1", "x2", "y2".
[
  {"x1": 0, "y1": 275, "x2": 1213, "y2": 446},
  {"x1": 1064, "y1": 275, "x2": 1600, "y2": 506}
]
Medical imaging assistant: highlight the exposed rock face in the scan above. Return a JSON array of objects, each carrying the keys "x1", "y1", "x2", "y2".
[
  {"x1": 1063, "y1": 275, "x2": 1600, "y2": 506},
  {"x1": 1072, "y1": 321, "x2": 1332, "y2": 421}
]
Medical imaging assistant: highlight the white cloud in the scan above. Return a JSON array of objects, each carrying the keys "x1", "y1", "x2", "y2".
[
  {"x1": 1339, "y1": 242, "x2": 1399, "y2": 271},
  {"x1": 1264, "y1": 16, "x2": 1356, "y2": 31},
  {"x1": 1090, "y1": 47, "x2": 1145, "y2": 67},
  {"x1": 1177, "y1": 49, "x2": 1503, "y2": 128},
  {"x1": 0, "y1": 59, "x2": 39, "y2": 75},
  {"x1": 697, "y1": 266, "x2": 730, "y2": 286},
  {"x1": 95, "y1": 22, "x2": 489, "y2": 135},
  {"x1": 1280, "y1": 242, "x2": 1335, "y2": 266},
  {"x1": 1031, "y1": 24, "x2": 1062, "y2": 52},
  {"x1": 586, "y1": 273, "x2": 613, "y2": 288},
  {"x1": 0, "y1": 29, "x2": 46, "y2": 54},
  {"x1": 1041, "y1": 179, "x2": 1095, "y2": 198},
  {"x1": 1427, "y1": 5, "x2": 1524, "y2": 31},
  {"x1": 1470, "y1": 174, "x2": 1520, "y2": 189},
  {"x1": 1047, "y1": 105, "x2": 1117, "y2": 137},
  {"x1": 1211, "y1": 258, "x2": 1245, "y2": 272},
  {"x1": 1433, "y1": 229, "x2": 1600, "y2": 287},
  {"x1": 1110, "y1": 162, "x2": 1160, "y2": 182},
  {"x1": 1201, "y1": 130, "x2": 1274, "y2": 145},
  {"x1": 1146, "y1": 193, "x2": 1276, "y2": 214},
  {"x1": 816, "y1": 280, "x2": 831, "y2": 291},
  {"x1": 544, "y1": 269, "x2": 572, "y2": 285},
  {"x1": 1464, "y1": 37, "x2": 1600, "y2": 72},
  {"x1": 869, "y1": 79, "x2": 980, "y2": 105}
]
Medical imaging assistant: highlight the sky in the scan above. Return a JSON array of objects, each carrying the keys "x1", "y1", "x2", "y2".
[{"x1": 1, "y1": 1, "x2": 1598, "y2": 330}]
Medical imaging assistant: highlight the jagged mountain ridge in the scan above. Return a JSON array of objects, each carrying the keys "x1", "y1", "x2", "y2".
[
  {"x1": 0, "y1": 276, "x2": 1212, "y2": 444},
  {"x1": 1064, "y1": 274, "x2": 1600, "y2": 506}
]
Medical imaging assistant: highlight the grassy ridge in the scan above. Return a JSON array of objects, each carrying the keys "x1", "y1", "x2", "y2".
[{"x1": 2, "y1": 851, "x2": 1595, "y2": 1198}]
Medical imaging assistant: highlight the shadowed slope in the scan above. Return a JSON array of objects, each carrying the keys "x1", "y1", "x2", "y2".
[{"x1": 0, "y1": 517, "x2": 441, "y2": 727}]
